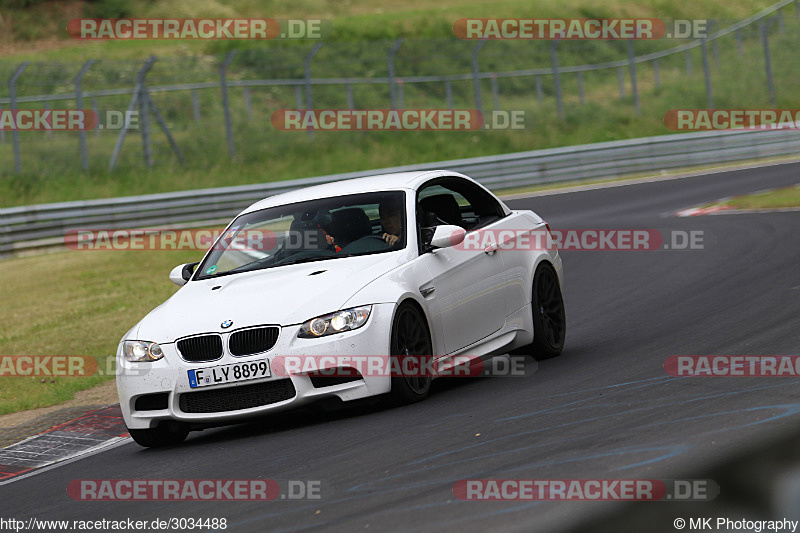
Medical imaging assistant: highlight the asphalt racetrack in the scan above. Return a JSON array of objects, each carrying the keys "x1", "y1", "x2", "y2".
[{"x1": 3, "y1": 162, "x2": 799, "y2": 532}]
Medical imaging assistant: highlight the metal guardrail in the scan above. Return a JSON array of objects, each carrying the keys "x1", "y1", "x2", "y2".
[{"x1": 2, "y1": 127, "x2": 800, "y2": 255}]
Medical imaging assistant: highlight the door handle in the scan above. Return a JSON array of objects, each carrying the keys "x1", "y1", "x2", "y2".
[{"x1": 484, "y1": 243, "x2": 498, "y2": 255}]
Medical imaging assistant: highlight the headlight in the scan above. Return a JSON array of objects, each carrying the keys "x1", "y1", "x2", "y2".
[
  {"x1": 298, "y1": 305, "x2": 372, "y2": 338},
  {"x1": 122, "y1": 340, "x2": 165, "y2": 362}
]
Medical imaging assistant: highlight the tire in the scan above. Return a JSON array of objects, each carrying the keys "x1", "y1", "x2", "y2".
[
  {"x1": 389, "y1": 303, "x2": 433, "y2": 405},
  {"x1": 128, "y1": 422, "x2": 189, "y2": 448},
  {"x1": 512, "y1": 262, "x2": 566, "y2": 360}
]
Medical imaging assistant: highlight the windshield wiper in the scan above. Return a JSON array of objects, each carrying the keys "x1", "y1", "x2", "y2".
[{"x1": 272, "y1": 255, "x2": 337, "y2": 268}]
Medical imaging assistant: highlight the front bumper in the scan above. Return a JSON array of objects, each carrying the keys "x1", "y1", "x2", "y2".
[{"x1": 117, "y1": 303, "x2": 395, "y2": 430}]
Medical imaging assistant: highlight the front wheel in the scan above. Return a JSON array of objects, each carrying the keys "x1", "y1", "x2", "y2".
[
  {"x1": 512, "y1": 263, "x2": 566, "y2": 360},
  {"x1": 128, "y1": 422, "x2": 189, "y2": 448},
  {"x1": 389, "y1": 303, "x2": 433, "y2": 405}
]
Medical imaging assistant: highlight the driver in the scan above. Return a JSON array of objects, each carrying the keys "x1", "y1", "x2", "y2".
[{"x1": 379, "y1": 200, "x2": 403, "y2": 247}]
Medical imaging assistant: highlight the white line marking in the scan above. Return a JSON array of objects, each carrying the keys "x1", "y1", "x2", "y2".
[{"x1": 498, "y1": 159, "x2": 800, "y2": 201}]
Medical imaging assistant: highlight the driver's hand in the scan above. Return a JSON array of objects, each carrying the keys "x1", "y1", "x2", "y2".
[{"x1": 382, "y1": 233, "x2": 399, "y2": 246}]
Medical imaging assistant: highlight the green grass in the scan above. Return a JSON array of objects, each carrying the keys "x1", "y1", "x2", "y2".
[
  {"x1": 0, "y1": 1, "x2": 796, "y2": 208},
  {"x1": 723, "y1": 184, "x2": 800, "y2": 209},
  {"x1": 0, "y1": 247, "x2": 205, "y2": 415}
]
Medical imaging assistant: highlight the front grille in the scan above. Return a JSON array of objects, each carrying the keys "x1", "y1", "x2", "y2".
[
  {"x1": 229, "y1": 326, "x2": 279, "y2": 356},
  {"x1": 178, "y1": 379, "x2": 296, "y2": 414},
  {"x1": 177, "y1": 335, "x2": 223, "y2": 362},
  {"x1": 134, "y1": 392, "x2": 169, "y2": 411}
]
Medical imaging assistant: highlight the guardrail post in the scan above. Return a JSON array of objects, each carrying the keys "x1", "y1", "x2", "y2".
[
  {"x1": 549, "y1": 41, "x2": 564, "y2": 120},
  {"x1": 760, "y1": 19, "x2": 777, "y2": 107},
  {"x1": 110, "y1": 56, "x2": 155, "y2": 172},
  {"x1": 9, "y1": 62, "x2": 30, "y2": 174},
  {"x1": 191, "y1": 89, "x2": 200, "y2": 122},
  {"x1": 701, "y1": 35, "x2": 714, "y2": 109},
  {"x1": 75, "y1": 59, "x2": 95, "y2": 171},
  {"x1": 387, "y1": 39, "x2": 403, "y2": 110},
  {"x1": 577, "y1": 72, "x2": 585, "y2": 105},
  {"x1": 653, "y1": 59, "x2": 661, "y2": 87},
  {"x1": 220, "y1": 51, "x2": 236, "y2": 160},
  {"x1": 627, "y1": 40, "x2": 639, "y2": 115},
  {"x1": 472, "y1": 40, "x2": 486, "y2": 114}
]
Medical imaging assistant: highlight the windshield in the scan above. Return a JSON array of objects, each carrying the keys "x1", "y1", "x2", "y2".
[{"x1": 195, "y1": 191, "x2": 406, "y2": 279}]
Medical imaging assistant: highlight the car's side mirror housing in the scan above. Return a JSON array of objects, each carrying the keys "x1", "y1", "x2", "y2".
[
  {"x1": 169, "y1": 262, "x2": 199, "y2": 287},
  {"x1": 428, "y1": 225, "x2": 466, "y2": 250}
]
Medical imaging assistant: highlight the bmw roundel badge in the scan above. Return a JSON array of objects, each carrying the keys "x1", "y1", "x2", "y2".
[{"x1": 221, "y1": 320, "x2": 233, "y2": 329}]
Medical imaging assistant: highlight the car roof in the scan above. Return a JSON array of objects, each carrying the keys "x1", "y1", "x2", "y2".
[{"x1": 240, "y1": 170, "x2": 482, "y2": 214}]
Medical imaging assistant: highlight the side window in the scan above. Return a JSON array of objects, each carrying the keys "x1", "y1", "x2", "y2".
[{"x1": 417, "y1": 178, "x2": 505, "y2": 232}]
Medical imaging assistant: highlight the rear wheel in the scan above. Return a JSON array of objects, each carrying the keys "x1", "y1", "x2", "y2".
[
  {"x1": 389, "y1": 303, "x2": 433, "y2": 404},
  {"x1": 128, "y1": 422, "x2": 189, "y2": 448},
  {"x1": 513, "y1": 263, "x2": 566, "y2": 360}
]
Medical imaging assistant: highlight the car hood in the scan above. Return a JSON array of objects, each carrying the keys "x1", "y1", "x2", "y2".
[{"x1": 136, "y1": 253, "x2": 405, "y2": 344}]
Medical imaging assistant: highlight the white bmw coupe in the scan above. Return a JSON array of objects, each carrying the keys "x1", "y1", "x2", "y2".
[{"x1": 116, "y1": 171, "x2": 565, "y2": 447}]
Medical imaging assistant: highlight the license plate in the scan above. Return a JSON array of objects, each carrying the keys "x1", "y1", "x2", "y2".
[{"x1": 188, "y1": 360, "x2": 270, "y2": 388}]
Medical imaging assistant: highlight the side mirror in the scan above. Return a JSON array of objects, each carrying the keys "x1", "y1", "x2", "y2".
[
  {"x1": 169, "y1": 262, "x2": 198, "y2": 287},
  {"x1": 428, "y1": 225, "x2": 466, "y2": 249}
]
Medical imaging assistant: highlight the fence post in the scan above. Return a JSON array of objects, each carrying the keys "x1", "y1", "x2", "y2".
[
  {"x1": 535, "y1": 75, "x2": 543, "y2": 104},
  {"x1": 653, "y1": 59, "x2": 660, "y2": 87},
  {"x1": 9, "y1": 62, "x2": 29, "y2": 174},
  {"x1": 191, "y1": 89, "x2": 200, "y2": 122},
  {"x1": 446, "y1": 81, "x2": 453, "y2": 109},
  {"x1": 701, "y1": 36, "x2": 713, "y2": 109},
  {"x1": 220, "y1": 51, "x2": 236, "y2": 160},
  {"x1": 397, "y1": 79, "x2": 405, "y2": 110},
  {"x1": 139, "y1": 68, "x2": 152, "y2": 167},
  {"x1": 471, "y1": 40, "x2": 487, "y2": 113},
  {"x1": 778, "y1": 8, "x2": 785, "y2": 32},
  {"x1": 346, "y1": 83, "x2": 354, "y2": 110},
  {"x1": 577, "y1": 72, "x2": 585, "y2": 105},
  {"x1": 736, "y1": 30, "x2": 743, "y2": 55},
  {"x1": 243, "y1": 87, "x2": 252, "y2": 116},
  {"x1": 43, "y1": 102, "x2": 52, "y2": 139},
  {"x1": 295, "y1": 86, "x2": 303, "y2": 109},
  {"x1": 491, "y1": 73, "x2": 499, "y2": 111},
  {"x1": 75, "y1": 59, "x2": 95, "y2": 171},
  {"x1": 302, "y1": 43, "x2": 323, "y2": 140},
  {"x1": 92, "y1": 98, "x2": 100, "y2": 136},
  {"x1": 549, "y1": 41, "x2": 564, "y2": 120},
  {"x1": 627, "y1": 40, "x2": 639, "y2": 115},
  {"x1": 110, "y1": 56, "x2": 155, "y2": 171},
  {"x1": 760, "y1": 19, "x2": 777, "y2": 107},
  {"x1": 387, "y1": 39, "x2": 403, "y2": 110},
  {"x1": 0, "y1": 106, "x2": 4, "y2": 144}
]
